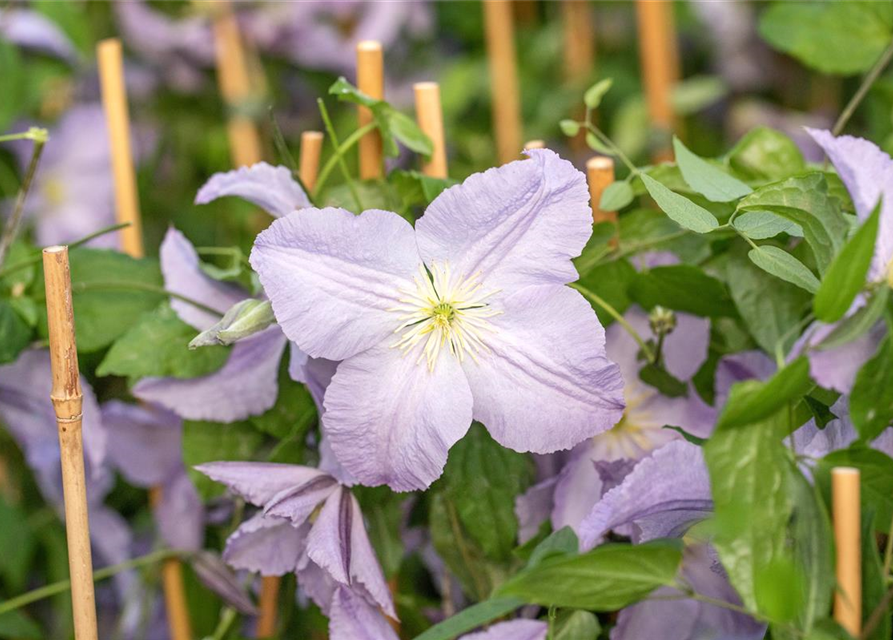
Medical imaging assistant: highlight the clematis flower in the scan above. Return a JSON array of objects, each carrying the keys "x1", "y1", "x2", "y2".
[
  {"x1": 196, "y1": 461, "x2": 397, "y2": 639},
  {"x1": 790, "y1": 129, "x2": 893, "y2": 393},
  {"x1": 459, "y1": 620, "x2": 547, "y2": 640},
  {"x1": 251, "y1": 149, "x2": 625, "y2": 491}
]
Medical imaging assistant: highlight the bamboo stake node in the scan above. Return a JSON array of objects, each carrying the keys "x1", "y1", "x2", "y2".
[
  {"x1": 300, "y1": 131, "x2": 324, "y2": 192},
  {"x1": 414, "y1": 82, "x2": 448, "y2": 179},
  {"x1": 483, "y1": 0, "x2": 523, "y2": 165},
  {"x1": 832, "y1": 466, "x2": 861, "y2": 637},
  {"x1": 43, "y1": 245, "x2": 98, "y2": 640},
  {"x1": 357, "y1": 40, "x2": 384, "y2": 180},
  {"x1": 97, "y1": 39, "x2": 144, "y2": 259}
]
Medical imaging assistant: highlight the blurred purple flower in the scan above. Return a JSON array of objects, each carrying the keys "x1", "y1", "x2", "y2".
[
  {"x1": 0, "y1": 8, "x2": 77, "y2": 62},
  {"x1": 459, "y1": 620, "x2": 547, "y2": 640},
  {"x1": 197, "y1": 461, "x2": 397, "y2": 638},
  {"x1": 251, "y1": 150, "x2": 625, "y2": 491}
]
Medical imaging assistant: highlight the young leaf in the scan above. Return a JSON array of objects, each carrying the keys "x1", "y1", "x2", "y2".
[
  {"x1": 497, "y1": 540, "x2": 683, "y2": 610},
  {"x1": 733, "y1": 210, "x2": 803, "y2": 240},
  {"x1": 583, "y1": 78, "x2": 613, "y2": 109},
  {"x1": 639, "y1": 363, "x2": 688, "y2": 397},
  {"x1": 585, "y1": 131, "x2": 614, "y2": 155},
  {"x1": 849, "y1": 336, "x2": 893, "y2": 441},
  {"x1": 673, "y1": 136, "x2": 752, "y2": 203},
  {"x1": 559, "y1": 119, "x2": 580, "y2": 137},
  {"x1": 599, "y1": 181, "x2": 634, "y2": 212},
  {"x1": 526, "y1": 527, "x2": 579, "y2": 569},
  {"x1": 554, "y1": 610, "x2": 601, "y2": 640},
  {"x1": 813, "y1": 201, "x2": 881, "y2": 323},
  {"x1": 747, "y1": 246, "x2": 820, "y2": 294},
  {"x1": 640, "y1": 174, "x2": 719, "y2": 233},
  {"x1": 716, "y1": 356, "x2": 812, "y2": 431},
  {"x1": 412, "y1": 597, "x2": 525, "y2": 640}
]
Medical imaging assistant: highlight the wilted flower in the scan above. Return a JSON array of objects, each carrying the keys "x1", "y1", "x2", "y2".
[{"x1": 251, "y1": 149, "x2": 625, "y2": 491}]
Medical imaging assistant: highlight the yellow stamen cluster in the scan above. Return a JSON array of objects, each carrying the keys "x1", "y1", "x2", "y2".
[{"x1": 392, "y1": 262, "x2": 500, "y2": 371}]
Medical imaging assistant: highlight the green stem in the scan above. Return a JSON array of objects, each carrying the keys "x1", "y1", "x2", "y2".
[
  {"x1": 570, "y1": 282, "x2": 656, "y2": 363},
  {"x1": 33, "y1": 281, "x2": 223, "y2": 318},
  {"x1": 316, "y1": 99, "x2": 365, "y2": 211},
  {"x1": 585, "y1": 122, "x2": 639, "y2": 176},
  {"x1": 882, "y1": 511, "x2": 893, "y2": 578},
  {"x1": 0, "y1": 548, "x2": 182, "y2": 616},
  {"x1": 0, "y1": 134, "x2": 47, "y2": 267},
  {"x1": 313, "y1": 122, "x2": 377, "y2": 197},
  {"x1": 203, "y1": 607, "x2": 239, "y2": 640},
  {"x1": 0, "y1": 222, "x2": 133, "y2": 280},
  {"x1": 0, "y1": 128, "x2": 48, "y2": 144},
  {"x1": 832, "y1": 40, "x2": 893, "y2": 137}
]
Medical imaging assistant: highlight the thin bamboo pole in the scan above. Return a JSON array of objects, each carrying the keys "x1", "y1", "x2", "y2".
[
  {"x1": 212, "y1": 0, "x2": 263, "y2": 168},
  {"x1": 635, "y1": 0, "x2": 679, "y2": 162},
  {"x1": 524, "y1": 140, "x2": 546, "y2": 150},
  {"x1": 483, "y1": 0, "x2": 523, "y2": 165},
  {"x1": 414, "y1": 82, "x2": 448, "y2": 179},
  {"x1": 96, "y1": 39, "x2": 144, "y2": 259},
  {"x1": 43, "y1": 246, "x2": 98, "y2": 640},
  {"x1": 832, "y1": 467, "x2": 861, "y2": 637},
  {"x1": 299, "y1": 131, "x2": 324, "y2": 192},
  {"x1": 562, "y1": 1, "x2": 595, "y2": 84},
  {"x1": 357, "y1": 41, "x2": 384, "y2": 180}
]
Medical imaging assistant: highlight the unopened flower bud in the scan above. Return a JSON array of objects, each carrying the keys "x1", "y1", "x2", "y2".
[
  {"x1": 189, "y1": 299, "x2": 276, "y2": 349},
  {"x1": 649, "y1": 305, "x2": 676, "y2": 337}
]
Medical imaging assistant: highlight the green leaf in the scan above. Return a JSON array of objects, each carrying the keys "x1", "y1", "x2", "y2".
[
  {"x1": 585, "y1": 132, "x2": 614, "y2": 155},
  {"x1": 0, "y1": 611, "x2": 41, "y2": 639},
  {"x1": 630, "y1": 265, "x2": 736, "y2": 318},
  {"x1": 817, "y1": 287, "x2": 889, "y2": 351},
  {"x1": 861, "y1": 509, "x2": 891, "y2": 640},
  {"x1": 526, "y1": 527, "x2": 579, "y2": 569},
  {"x1": 639, "y1": 363, "x2": 688, "y2": 397},
  {"x1": 733, "y1": 210, "x2": 803, "y2": 240},
  {"x1": 249, "y1": 363, "x2": 317, "y2": 440},
  {"x1": 599, "y1": 181, "x2": 634, "y2": 212},
  {"x1": 35, "y1": 248, "x2": 165, "y2": 353},
  {"x1": 814, "y1": 201, "x2": 881, "y2": 323},
  {"x1": 183, "y1": 420, "x2": 264, "y2": 499},
  {"x1": 497, "y1": 540, "x2": 683, "y2": 610},
  {"x1": 640, "y1": 174, "x2": 719, "y2": 233},
  {"x1": 554, "y1": 610, "x2": 601, "y2": 640},
  {"x1": 440, "y1": 424, "x2": 535, "y2": 561},
  {"x1": 815, "y1": 445, "x2": 893, "y2": 533},
  {"x1": 412, "y1": 597, "x2": 525, "y2": 640},
  {"x1": 576, "y1": 259, "x2": 637, "y2": 324},
  {"x1": 726, "y1": 245, "x2": 812, "y2": 354},
  {"x1": 559, "y1": 119, "x2": 580, "y2": 137},
  {"x1": 671, "y1": 75, "x2": 727, "y2": 115},
  {"x1": 850, "y1": 336, "x2": 893, "y2": 441},
  {"x1": 705, "y1": 408, "x2": 792, "y2": 610},
  {"x1": 583, "y1": 78, "x2": 613, "y2": 109},
  {"x1": 662, "y1": 425, "x2": 706, "y2": 446},
  {"x1": 0, "y1": 298, "x2": 30, "y2": 365},
  {"x1": 747, "y1": 246, "x2": 820, "y2": 294},
  {"x1": 673, "y1": 137, "x2": 752, "y2": 203},
  {"x1": 759, "y1": 1, "x2": 893, "y2": 75},
  {"x1": 738, "y1": 173, "x2": 849, "y2": 274},
  {"x1": 387, "y1": 110, "x2": 434, "y2": 156},
  {"x1": 728, "y1": 127, "x2": 806, "y2": 184},
  {"x1": 97, "y1": 304, "x2": 229, "y2": 382},
  {"x1": 716, "y1": 356, "x2": 812, "y2": 431}
]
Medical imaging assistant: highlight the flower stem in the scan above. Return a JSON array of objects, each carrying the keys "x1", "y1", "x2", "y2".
[
  {"x1": 0, "y1": 548, "x2": 183, "y2": 616},
  {"x1": 313, "y1": 122, "x2": 377, "y2": 197},
  {"x1": 33, "y1": 280, "x2": 224, "y2": 318},
  {"x1": 570, "y1": 282, "x2": 656, "y2": 362},
  {"x1": 316, "y1": 99, "x2": 365, "y2": 212},
  {"x1": 203, "y1": 607, "x2": 239, "y2": 640},
  {"x1": 0, "y1": 131, "x2": 48, "y2": 268},
  {"x1": 832, "y1": 40, "x2": 893, "y2": 136}
]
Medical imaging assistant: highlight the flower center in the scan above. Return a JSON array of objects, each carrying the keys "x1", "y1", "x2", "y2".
[{"x1": 391, "y1": 262, "x2": 500, "y2": 371}]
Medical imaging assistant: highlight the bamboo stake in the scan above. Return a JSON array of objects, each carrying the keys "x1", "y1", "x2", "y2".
[
  {"x1": 299, "y1": 131, "x2": 324, "y2": 192},
  {"x1": 524, "y1": 140, "x2": 546, "y2": 150},
  {"x1": 43, "y1": 246, "x2": 98, "y2": 640},
  {"x1": 414, "y1": 82, "x2": 448, "y2": 179},
  {"x1": 357, "y1": 41, "x2": 384, "y2": 180},
  {"x1": 635, "y1": 0, "x2": 679, "y2": 162},
  {"x1": 587, "y1": 156, "x2": 617, "y2": 228},
  {"x1": 96, "y1": 39, "x2": 144, "y2": 259},
  {"x1": 212, "y1": 0, "x2": 263, "y2": 168},
  {"x1": 561, "y1": 1, "x2": 595, "y2": 84},
  {"x1": 832, "y1": 467, "x2": 861, "y2": 637},
  {"x1": 483, "y1": 0, "x2": 523, "y2": 165},
  {"x1": 148, "y1": 486, "x2": 192, "y2": 640}
]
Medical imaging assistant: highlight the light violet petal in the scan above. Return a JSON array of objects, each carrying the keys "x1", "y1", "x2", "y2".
[
  {"x1": 156, "y1": 472, "x2": 205, "y2": 551},
  {"x1": 223, "y1": 513, "x2": 306, "y2": 576},
  {"x1": 551, "y1": 443, "x2": 605, "y2": 533},
  {"x1": 113, "y1": 0, "x2": 215, "y2": 64},
  {"x1": 803, "y1": 321, "x2": 886, "y2": 394},
  {"x1": 264, "y1": 474, "x2": 340, "y2": 524},
  {"x1": 416, "y1": 149, "x2": 591, "y2": 292},
  {"x1": 103, "y1": 400, "x2": 182, "y2": 487},
  {"x1": 460, "y1": 620, "x2": 548, "y2": 640},
  {"x1": 515, "y1": 477, "x2": 557, "y2": 544},
  {"x1": 160, "y1": 227, "x2": 246, "y2": 330},
  {"x1": 297, "y1": 554, "x2": 338, "y2": 614},
  {"x1": 195, "y1": 461, "x2": 330, "y2": 508},
  {"x1": 0, "y1": 9, "x2": 77, "y2": 61},
  {"x1": 329, "y1": 587, "x2": 400, "y2": 640},
  {"x1": 808, "y1": 128, "x2": 893, "y2": 280},
  {"x1": 714, "y1": 350, "x2": 776, "y2": 407},
  {"x1": 325, "y1": 342, "x2": 473, "y2": 491},
  {"x1": 578, "y1": 440, "x2": 712, "y2": 550},
  {"x1": 250, "y1": 207, "x2": 420, "y2": 360},
  {"x1": 307, "y1": 488, "x2": 396, "y2": 618},
  {"x1": 288, "y1": 341, "x2": 311, "y2": 384},
  {"x1": 192, "y1": 551, "x2": 257, "y2": 615},
  {"x1": 464, "y1": 286, "x2": 625, "y2": 454},
  {"x1": 133, "y1": 327, "x2": 286, "y2": 422},
  {"x1": 195, "y1": 163, "x2": 311, "y2": 217}
]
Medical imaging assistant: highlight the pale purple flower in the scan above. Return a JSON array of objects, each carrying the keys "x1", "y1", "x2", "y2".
[
  {"x1": 195, "y1": 162, "x2": 312, "y2": 217},
  {"x1": 613, "y1": 545, "x2": 763, "y2": 640},
  {"x1": 196, "y1": 461, "x2": 397, "y2": 638},
  {"x1": 0, "y1": 8, "x2": 77, "y2": 62},
  {"x1": 251, "y1": 149, "x2": 625, "y2": 491},
  {"x1": 789, "y1": 129, "x2": 893, "y2": 392},
  {"x1": 459, "y1": 619, "x2": 547, "y2": 640}
]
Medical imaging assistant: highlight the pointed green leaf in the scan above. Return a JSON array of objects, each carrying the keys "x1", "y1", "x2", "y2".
[
  {"x1": 412, "y1": 597, "x2": 525, "y2": 640},
  {"x1": 733, "y1": 210, "x2": 803, "y2": 240},
  {"x1": 673, "y1": 136, "x2": 752, "y2": 202},
  {"x1": 748, "y1": 246, "x2": 820, "y2": 293},
  {"x1": 850, "y1": 336, "x2": 893, "y2": 441},
  {"x1": 640, "y1": 174, "x2": 719, "y2": 233},
  {"x1": 583, "y1": 78, "x2": 613, "y2": 109},
  {"x1": 716, "y1": 356, "x2": 812, "y2": 431},
  {"x1": 599, "y1": 181, "x2": 633, "y2": 212}
]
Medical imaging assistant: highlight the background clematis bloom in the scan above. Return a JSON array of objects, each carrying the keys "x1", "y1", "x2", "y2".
[{"x1": 251, "y1": 149, "x2": 625, "y2": 491}]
